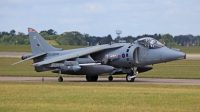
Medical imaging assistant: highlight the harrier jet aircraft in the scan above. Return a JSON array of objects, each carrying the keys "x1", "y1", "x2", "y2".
[{"x1": 12, "y1": 28, "x2": 186, "y2": 82}]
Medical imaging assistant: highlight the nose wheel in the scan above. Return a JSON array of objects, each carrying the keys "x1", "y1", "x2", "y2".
[
  {"x1": 126, "y1": 67, "x2": 138, "y2": 82},
  {"x1": 108, "y1": 76, "x2": 113, "y2": 81},
  {"x1": 126, "y1": 74, "x2": 135, "y2": 82}
]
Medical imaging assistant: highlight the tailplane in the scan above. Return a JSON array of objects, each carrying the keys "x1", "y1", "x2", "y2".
[{"x1": 28, "y1": 28, "x2": 62, "y2": 54}]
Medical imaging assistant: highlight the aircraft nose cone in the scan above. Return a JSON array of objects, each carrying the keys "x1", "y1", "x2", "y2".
[{"x1": 165, "y1": 49, "x2": 186, "y2": 61}]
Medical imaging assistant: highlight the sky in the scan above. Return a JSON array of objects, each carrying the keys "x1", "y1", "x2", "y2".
[{"x1": 0, "y1": 0, "x2": 200, "y2": 38}]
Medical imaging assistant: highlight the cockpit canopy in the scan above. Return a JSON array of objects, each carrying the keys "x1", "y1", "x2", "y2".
[{"x1": 136, "y1": 37, "x2": 165, "y2": 49}]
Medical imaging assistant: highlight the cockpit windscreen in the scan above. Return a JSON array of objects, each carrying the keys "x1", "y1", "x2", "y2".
[{"x1": 137, "y1": 37, "x2": 164, "y2": 49}]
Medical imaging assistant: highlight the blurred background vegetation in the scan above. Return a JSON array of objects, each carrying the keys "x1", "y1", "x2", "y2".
[{"x1": 0, "y1": 29, "x2": 200, "y2": 47}]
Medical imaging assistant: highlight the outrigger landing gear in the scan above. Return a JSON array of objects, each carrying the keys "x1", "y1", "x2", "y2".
[
  {"x1": 58, "y1": 70, "x2": 63, "y2": 82},
  {"x1": 58, "y1": 77, "x2": 63, "y2": 82},
  {"x1": 126, "y1": 67, "x2": 138, "y2": 82},
  {"x1": 108, "y1": 76, "x2": 113, "y2": 81}
]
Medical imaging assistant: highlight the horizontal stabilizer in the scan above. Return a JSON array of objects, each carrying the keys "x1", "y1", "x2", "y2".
[{"x1": 11, "y1": 52, "x2": 46, "y2": 65}]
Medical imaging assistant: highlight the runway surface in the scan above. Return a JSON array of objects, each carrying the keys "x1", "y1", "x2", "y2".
[
  {"x1": 0, "y1": 52, "x2": 200, "y2": 60},
  {"x1": 0, "y1": 77, "x2": 200, "y2": 85}
]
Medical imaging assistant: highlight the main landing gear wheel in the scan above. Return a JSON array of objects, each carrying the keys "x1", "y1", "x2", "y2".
[
  {"x1": 58, "y1": 77, "x2": 63, "y2": 82},
  {"x1": 86, "y1": 75, "x2": 98, "y2": 82},
  {"x1": 126, "y1": 74, "x2": 135, "y2": 82},
  {"x1": 108, "y1": 76, "x2": 113, "y2": 81}
]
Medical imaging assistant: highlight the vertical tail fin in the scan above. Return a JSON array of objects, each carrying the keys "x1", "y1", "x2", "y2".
[{"x1": 28, "y1": 28, "x2": 62, "y2": 54}]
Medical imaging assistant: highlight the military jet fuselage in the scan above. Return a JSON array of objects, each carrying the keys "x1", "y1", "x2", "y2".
[{"x1": 13, "y1": 28, "x2": 186, "y2": 82}]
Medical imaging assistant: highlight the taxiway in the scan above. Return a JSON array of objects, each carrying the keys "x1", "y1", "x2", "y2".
[{"x1": 0, "y1": 77, "x2": 200, "y2": 85}]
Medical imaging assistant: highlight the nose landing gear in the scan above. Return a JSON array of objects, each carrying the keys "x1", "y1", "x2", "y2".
[{"x1": 126, "y1": 67, "x2": 138, "y2": 82}]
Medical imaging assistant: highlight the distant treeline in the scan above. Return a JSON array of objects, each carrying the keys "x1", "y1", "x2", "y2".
[{"x1": 0, "y1": 29, "x2": 200, "y2": 46}]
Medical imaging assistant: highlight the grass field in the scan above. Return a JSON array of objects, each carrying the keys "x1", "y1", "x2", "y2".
[
  {"x1": 0, "y1": 45, "x2": 86, "y2": 52},
  {"x1": 172, "y1": 46, "x2": 200, "y2": 54},
  {"x1": 139, "y1": 59, "x2": 200, "y2": 79},
  {"x1": 0, "y1": 45, "x2": 200, "y2": 54},
  {"x1": 0, "y1": 45, "x2": 31, "y2": 52},
  {"x1": 0, "y1": 82, "x2": 199, "y2": 112},
  {"x1": 1, "y1": 57, "x2": 200, "y2": 79}
]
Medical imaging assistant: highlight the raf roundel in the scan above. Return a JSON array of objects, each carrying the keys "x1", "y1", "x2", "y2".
[{"x1": 122, "y1": 53, "x2": 125, "y2": 58}]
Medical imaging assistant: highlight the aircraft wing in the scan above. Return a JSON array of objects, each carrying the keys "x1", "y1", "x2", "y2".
[{"x1": 31, "y1": 44, "x2": 124, "y2": 66}]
